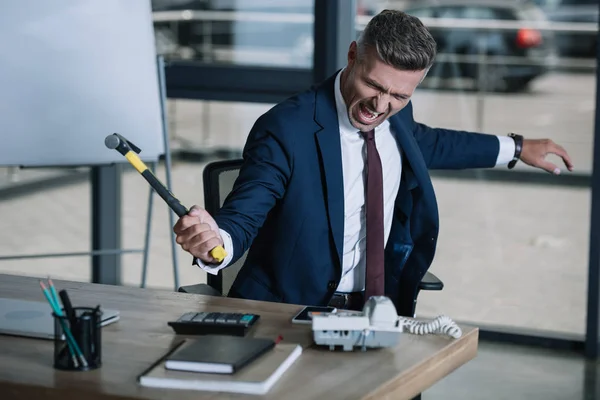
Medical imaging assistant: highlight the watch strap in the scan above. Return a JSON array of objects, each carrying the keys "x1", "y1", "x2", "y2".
[{"x1": 507, "y1": 133, "x2": 523, "y2": 169}]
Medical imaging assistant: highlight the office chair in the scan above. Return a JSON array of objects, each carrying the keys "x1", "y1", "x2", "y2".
[{"x1": 178, "y1": 159, "x2": 444, "y2": 312}]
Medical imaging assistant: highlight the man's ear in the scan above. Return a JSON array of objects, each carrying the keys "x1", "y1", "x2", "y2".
[{"x1": 347, "y1": 41, "x2": 358, "y2": 65}]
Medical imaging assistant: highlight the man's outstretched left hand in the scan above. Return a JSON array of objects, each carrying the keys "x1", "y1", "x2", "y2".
[{"x1": 520, "y1": 139, "x2": 574, "y2": 175}]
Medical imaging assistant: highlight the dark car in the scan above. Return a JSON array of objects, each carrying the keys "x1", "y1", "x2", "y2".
[
  {"x1": 532, "y1": 0, "x2": 597, "y2": 58},
  {"x1": 403, "y1": 0, "x2": 558, "y2": 92}
]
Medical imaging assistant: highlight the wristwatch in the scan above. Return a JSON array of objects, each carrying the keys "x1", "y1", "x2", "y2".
[{"x1": 507, "y1": 133, "x2": 523, "y2": 169}]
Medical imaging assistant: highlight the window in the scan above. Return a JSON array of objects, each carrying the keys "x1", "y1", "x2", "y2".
[
  {"x1": 152, "y1": 0, "x2": 314, "y2": 68},
  {"x1": 405, "y1": 8, "x2": 434, "y2": 19}
]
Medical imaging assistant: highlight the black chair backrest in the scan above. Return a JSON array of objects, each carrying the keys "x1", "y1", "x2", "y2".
[{"x1": 203, "y1": 159, "x2": 246, "y2": 295}]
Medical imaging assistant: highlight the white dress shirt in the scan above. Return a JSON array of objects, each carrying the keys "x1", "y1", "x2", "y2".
[{"x1": 197, "y1": 70, "x2": 516, "y2": 292}]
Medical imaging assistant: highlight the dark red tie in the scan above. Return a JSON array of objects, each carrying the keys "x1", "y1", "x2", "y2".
[{"x1": 362, "y1": 129, "x2": 385, "y2": 301}]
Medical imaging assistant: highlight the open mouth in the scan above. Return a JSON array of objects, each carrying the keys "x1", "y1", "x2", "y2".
[{"x1": 356, "y1": 103, "x2": 384, "y2": 125}]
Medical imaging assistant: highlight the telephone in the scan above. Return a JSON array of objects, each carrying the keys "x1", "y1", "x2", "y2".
[{"x1": 312, "y1": 296, "x2": 462, "y2": 351}]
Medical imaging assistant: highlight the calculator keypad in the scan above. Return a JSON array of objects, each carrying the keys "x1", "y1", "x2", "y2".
[{"x1": 179, "y1": 312, "x2": 258, "y2": 326}]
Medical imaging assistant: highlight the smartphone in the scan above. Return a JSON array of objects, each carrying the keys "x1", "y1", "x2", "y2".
[{"x1": 291, "y1": 306, "x2": 336, "y2": 324}]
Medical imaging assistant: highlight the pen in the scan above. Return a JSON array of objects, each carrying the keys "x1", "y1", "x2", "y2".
[{"x1": 59, "y1": 289, "x2": 77, "y2": 327}]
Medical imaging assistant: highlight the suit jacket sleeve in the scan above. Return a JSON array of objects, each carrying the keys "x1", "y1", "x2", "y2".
[
  {"x1": 405, "y1": 101, "x2": 500, "y2": 169},
  {"x1": 213, "y1": 115, "x2": 293, "y2": 265}
]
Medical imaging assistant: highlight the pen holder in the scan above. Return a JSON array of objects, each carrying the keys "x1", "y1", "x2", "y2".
[{"x1": 52, "y1": 307, "x2": 102, "y2": 371}]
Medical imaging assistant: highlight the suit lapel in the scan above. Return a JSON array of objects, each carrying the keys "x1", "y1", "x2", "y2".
[
  {"x1": 314, "y1": 74, "x2": 344, "y2": 270},
  {"x1": 389, "y1": 115, "x2": 439, "y2": 227}
]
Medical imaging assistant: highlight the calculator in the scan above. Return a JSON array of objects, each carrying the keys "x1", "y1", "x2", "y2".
[{"x1": 167, "y1": 311, "x2": 260, "y2": 336}]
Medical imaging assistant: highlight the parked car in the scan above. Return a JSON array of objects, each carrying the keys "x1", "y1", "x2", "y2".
[
  {"x1": 532, "y1": 0, "x2": 597, "y2": 58},
  {"x1": 403, "y1": 0, "x2": 558, "y2": 92},
  {"x1": 151, "y1": 0, "x2": 314, "y2": 67}
]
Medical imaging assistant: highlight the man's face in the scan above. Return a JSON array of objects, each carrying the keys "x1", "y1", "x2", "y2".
[{"x1": 340, "y1": 42, "x2": 427, "y2": 132}]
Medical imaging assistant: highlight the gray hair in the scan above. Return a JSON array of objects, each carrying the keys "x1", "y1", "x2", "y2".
[{"x1": 357, "y1": 9, "x2": 437, "y2": 71}]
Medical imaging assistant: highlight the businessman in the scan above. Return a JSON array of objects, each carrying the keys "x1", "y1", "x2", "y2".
[{"x1": 173, "y1": 10, "x2": 573, "y2": 316}]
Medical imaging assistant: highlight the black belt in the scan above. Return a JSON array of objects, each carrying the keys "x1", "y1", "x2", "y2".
[{"x1": 328, "y1": 291, "x2": 365, "y2": 311}]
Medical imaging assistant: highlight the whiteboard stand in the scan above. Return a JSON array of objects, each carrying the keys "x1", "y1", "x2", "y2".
[{"x1": 148, "y1": 55, "x2": 180, "y2": 290}]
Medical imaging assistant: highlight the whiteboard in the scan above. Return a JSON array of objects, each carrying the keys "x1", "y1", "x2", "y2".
[{"x1": 0, "y1": 0, "x2": 164, "y2": 167}]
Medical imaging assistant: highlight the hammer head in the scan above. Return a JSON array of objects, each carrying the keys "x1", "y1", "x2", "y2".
[{"x1": 104, "y1": 133, "x2": 142, "y2": 155}]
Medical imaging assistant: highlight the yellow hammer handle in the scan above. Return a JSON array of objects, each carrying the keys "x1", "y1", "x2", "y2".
[{"x1": 123, "y1": 152, "x2": 227, "y2": 263}]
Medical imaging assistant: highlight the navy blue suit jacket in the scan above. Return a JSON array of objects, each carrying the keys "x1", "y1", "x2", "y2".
[{"x1": 215, "y1": 72, "x2": 499, "y2": 316}]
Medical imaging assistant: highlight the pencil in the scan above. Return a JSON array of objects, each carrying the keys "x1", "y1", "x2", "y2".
[{"x1": 47, "y1": 278, "x2": 61, "y2": 311}]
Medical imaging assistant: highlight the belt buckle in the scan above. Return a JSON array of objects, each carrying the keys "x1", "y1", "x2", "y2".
[{"x1": 341, "y1": 293, "x2": 350, "y2": 306}]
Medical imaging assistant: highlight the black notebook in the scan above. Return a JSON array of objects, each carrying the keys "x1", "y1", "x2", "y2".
[{"x1": 164, "y1": 335, "x2": 275, "y2": 374}]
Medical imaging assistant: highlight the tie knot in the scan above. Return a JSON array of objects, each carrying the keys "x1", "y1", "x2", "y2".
[{"x1": 361, "y1": 129, "x2": 375, "y2": 141}]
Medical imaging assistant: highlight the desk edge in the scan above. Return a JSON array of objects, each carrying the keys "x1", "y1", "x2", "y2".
[{"x1": 361, "y1": 327, "x2": 479, "y2": 400}]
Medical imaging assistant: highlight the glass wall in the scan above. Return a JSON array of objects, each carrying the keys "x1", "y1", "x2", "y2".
[
  {"x1": 152, "y1": 0, "x2": 314, "y2": 68},
  {"x1": 157, "y1": 0, "x2": 597, "y2": 337},
  {"x1": 153, "y1": 0, "x2": 596, "y2": 338},
  {"x1": 0, "y1": 0, "x2": 596, "y2": 340},
  {"x1": 0, "y1": 0, "x2": 315, "y2": 289},
  {"x1": 365, "y1": 0, "x2": 596, "y2": 337}
]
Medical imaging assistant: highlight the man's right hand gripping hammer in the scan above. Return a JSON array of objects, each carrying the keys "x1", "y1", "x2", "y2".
[{"x1": 173, "y1": 205, "x2": 226, "y2": 264}]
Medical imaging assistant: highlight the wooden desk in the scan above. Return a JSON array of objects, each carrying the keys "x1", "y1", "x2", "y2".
[{"x1": 0, "y1": 274, "x2": 477, "y2": 400}]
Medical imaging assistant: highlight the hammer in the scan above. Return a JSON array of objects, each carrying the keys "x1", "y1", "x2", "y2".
[{"x1": 104, "y1": 133, "x2": 226, "y2": 262}]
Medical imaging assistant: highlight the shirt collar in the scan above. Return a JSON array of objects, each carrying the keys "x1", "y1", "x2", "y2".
[
  {"x1": 334, "y1": 69, "x2": 357, "y2": 136},
  {"x1": 334, "y1": 69, "x2": 390, "y2": 136}
]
